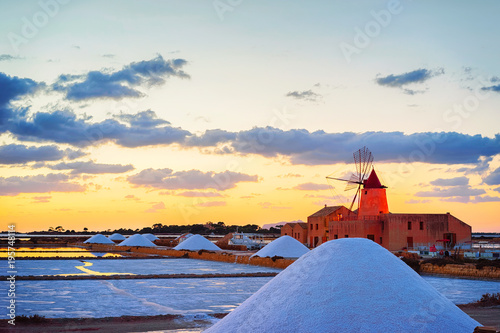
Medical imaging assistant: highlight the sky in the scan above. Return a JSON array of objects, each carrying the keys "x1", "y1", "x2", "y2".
[{"x1": 1, "y1": 0, "x2": 499, "y2": 233}]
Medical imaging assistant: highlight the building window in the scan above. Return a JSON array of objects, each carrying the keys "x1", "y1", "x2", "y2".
[
  {"x1": 379, "y1": 237, "x2": 383, "y2": 244},
  {"x1": 310, "y1": 224, "x2": 313, "y2": 230},
  {"x1": 284, "y1": 233, "x2": 287, "y2": 235},
  {"x1": 367, "y1": 234, "x2": 375, "y2": 241},
  {"x1": 408, "y1": 221, "x2": 412, "y2": 230},
  {"x1": 334, "y1": 234, "x2": 338, "y2": 239},
  {"x1": 345, "y1": 234, "x2": 349, "y2": 238},
  {"x1": 316, "y1": 224, "x2": 318, "y2": 230},
  {"x1": 381, "y1": 221, "x2": 384, "y2": 231},
  {"x1": 298, "y1": 232, "x2": 300, "y2": 239},
  {"x1": 420, "y1": 221, "x2": 424, "y2": 230},
  {"x1": 365, "y1": 191, "x2": 367, "y2": 195}
]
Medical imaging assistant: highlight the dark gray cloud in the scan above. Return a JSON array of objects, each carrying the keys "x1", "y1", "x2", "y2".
[
  {"x1": 46, "y1": 161, "x2": 134, "y2": 175},
  {"x1": 7, "y1": 109, "x2": 190, "y2": 148},
  {"x1": 285, "y1": 90, "x2": 320, "y2": 101},
  {"x1": 128, "y1": 168, "x2": 258, "y2": 191},
  {"x1": 483, "y1": 167, "x2": 500, "y2": 185},
  {"x1": 376, "y1": 68, "x2": 444, "y2": 88},
  {"x1": 0, "y1": 173, "x2": 85, "y2": 196},
  {"x1": 494, "y1": 187, "x2": 500, "y2": 193},
  {"x1": 114, "y1": 110, "x2": 170, "y2": 128},
  {"x1": 415, "y1": 186, "x2": 485, "y2": 197},
  {"x1": 0, "y1": 72, "x2": 42, "y2": 130},
  {"x1": 53, "y1": 55, "x2": 189, "y2": 101},
  {"x1": 293, "y1": 182, "x2": 330, "y2": 191},
  {"x1": 0, "y1": 144, "x2": 85, "y2": 164},
  {"x1": 430, "y1": 177, "x2": 469, "y2": 187}
]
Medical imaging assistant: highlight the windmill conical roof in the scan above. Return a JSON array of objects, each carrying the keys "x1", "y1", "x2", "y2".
[
  {"x1": 364, "y1": 169, "x2": 383, "y2": 188},
  {"x1": 142, "y1": 233, "x2": 159, "y2": 241},
  {"x1": 108, "y1": 233, "x2": 126, "y2": 241},
  {"x1": 84, "y1": 234, "x2": 115, "y2": 245},
  {"x1": 118, "y1": 234, "x2": 157, "y2": 247},
  {"x1": 251, "y1": 236, "x2": 309, "y2": 259},
  {"x1": 205, "y1": 238, "x2": 479, "y2": 333},
  {"x1": 173, "y1": 234, "x2": 221, "y2": 251}
]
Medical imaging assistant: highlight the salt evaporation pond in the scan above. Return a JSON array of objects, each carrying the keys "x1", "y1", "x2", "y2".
[
  {"x1": 1, "y1": 258, "x2": 281, "y2": 276},
  {"x1": 4, "y1": 277, "x2": 272, "y2": 318}
]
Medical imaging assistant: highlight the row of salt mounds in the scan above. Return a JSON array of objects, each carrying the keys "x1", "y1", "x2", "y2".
[
  {"x1": 205, "y1": 238, "x2": 480, "y2": 333},
  {"x1": 250, "y1": 235, "x2": 309, "y2": 259},
  {"x1": 84, "y1": 234, "x2": 115, "y2": 245},
  {"x1": 142, "y1": 233, "x2": 159, "y2": 241},
  {"x1": 174, "y1": 234, "x2": 221, "y2": 251},
  {"x1": 108, "y1": 233, "x2": 126, "y2": 241},
  {"x1": 118, "y1": 234, "x2": 157, "y2": 247}
]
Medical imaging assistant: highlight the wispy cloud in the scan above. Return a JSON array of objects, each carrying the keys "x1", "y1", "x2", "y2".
[
  {"x1": 293, "y1": 182, "x2": 330, "y2": 191},
  {"x1": 0, "y1": 144, "x2": 85, "y2": 164},
  {"x1": 376, "y1": 68, "x2": 444, "y2": 94},
  {"x1": 0, "y1": 173, "x2": 85, "y2": 196},
  {"x1": 285, "y1": 89, "x2": 320, "y2": 101},
  {"x1": 128, "y1": 168, "x2": 258, "y2": 191},
  {"x1": 46, "y1": 161, "x2": 134, "y2": 175},
  {"x1": 430, "y1": 177, "x2": 469, "y2": 187},
  {"x1": 145, "y1": 202, "x2": 166, "y2": 213}
]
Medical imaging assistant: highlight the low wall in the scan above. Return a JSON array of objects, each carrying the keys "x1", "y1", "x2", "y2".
[
  {"x1": 86, "y1": 244, "x2": 295, "y2": 270},
  {"x1": 420, "y1": 263, "x2": 500, "y2": 279}
]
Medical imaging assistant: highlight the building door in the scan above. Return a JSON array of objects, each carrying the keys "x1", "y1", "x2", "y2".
[
  {"x1": 443, "y1": 233, "x2": 456, "y2": 248},
  {"x1": 407, "y1": 237, "x2": 414, "y2": 249}
]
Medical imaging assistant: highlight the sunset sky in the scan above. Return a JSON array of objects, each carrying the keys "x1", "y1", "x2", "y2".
[{"x1": 1, "y1": 1, "x2": 499, "y2": 233}]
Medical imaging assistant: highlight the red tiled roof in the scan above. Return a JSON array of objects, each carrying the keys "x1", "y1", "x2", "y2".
[
  {"x1": 308, "y1": 206, "x2": 343, "y2": 218},
  {"x1": 364, "y1": 169, "x2": 382, "y2": 188}
]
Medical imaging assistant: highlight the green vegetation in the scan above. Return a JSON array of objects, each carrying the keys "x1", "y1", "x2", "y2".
[{"x1": 469, "y1": 293, "x2": 500, "y2": 307}]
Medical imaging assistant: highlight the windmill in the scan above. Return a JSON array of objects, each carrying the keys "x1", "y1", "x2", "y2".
[{"x1": 326, "y1": 146, "x2": 374, "y2": 214}]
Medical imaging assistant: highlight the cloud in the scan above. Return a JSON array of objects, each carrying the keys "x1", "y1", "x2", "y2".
[
  {"x1": 46, "y1": 161, "x2": 134, "y2": 174},
  {"x1": 53, "y1": 55, "x2": 189, "y2": 101},
  {"x1": 376, "y1": 68, "x2": 444, "y2": 88},
  {"x1": 128, "y1": 168, "x2": 258, "y2": 191},
  {"x1": 293, "y1": 182, "x2": 330, "y2": 190},
  {"x1": 430, "y1": 177, "x2": 469, "y2": 187},
  {"x1": 0, "y1": 144, "x2": 85, "y2": 164},
  {"x1": 481, "y1": 84, "x2": 500, "y2": 92},
  {"x1": 483, "y1": 167, "x2": 500, "y2": 185},
  {"x1": 176, "y1": 191, "x2": 223, "y2": 197},
  {"x1": 285, "y1": 90, "x2": 320, "y2": 101},
  {"x1": 145, "y1": 202, "x2": 166, "y2": 213},
  {"x1": 416, "y1": 186, "x2": 486, "y2": 197},
  {"x1": 222, "y1": 128, "x2": 500, "y2": 165},
  {"x1": 32, "y1": 195, "x2": 51, "y2": 203},
  {"x1": 494, "y1": 187, "x2": 500, "y2": 193},
  {"x1": 259, "y1": 202, "x2": 291, "y2": 209},
  {"x1": 196, "y1": 201, "x2": 226, "y2": 207},
  {"x1": 125, "y1": 194, "x2": 140, "y2": 200},
  {"x1": 457, "y1": 156, "x2": 492, "y2": 174},
  {"x1": 0, "y1": 54, "x2": 21, "y2": 61},
  {"x1": 184, "y1": 129, "x2": 236, "y2": 147},
  {"x1": 472, "y1": 195, "x2": 500, "y2": 203},
  {"x1": 440, "y1": 196, "x2": 471, "y2": 203},
  {"x1": 405, "y1": 199, "x2": 431, "y2": 204},
  {"x1": 278, "y1": 173, "x2": 303, "y2": 178},
  {"x1": 0, "y1": 173, "x2": 85, "y2": 196},
  {"x1": 114, "y1": 110, "x2": 170, "y2": 128},
  {"x1": 0, "y1": 73, "x2": 42, "y2": 130},
  {"x1": 7, "y1": 109, "x2": 190, "y2": 148}
]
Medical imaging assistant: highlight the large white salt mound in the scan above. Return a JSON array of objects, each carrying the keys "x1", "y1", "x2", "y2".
[
  {"x1": 251, "y1": 235, "x2": 309, "y2": 259},
  {"x1": 84, "y1": 234, "x2": 115, "y2": 245},
  {"x1": 108, "y1": 233, "x2": 126, "y2": 241},
  {"x1": 142, "y1": 233, "x2": 159, "y2": 241},
  {"x1": 118, "y1": 234, "x2": 157, "y2": 247},
  {"x1": 173, "y1": 234, "x2": 221, "y2": 251},
  {"x1": 205, "y1": 238, "x2": 480, "y2": 333}
]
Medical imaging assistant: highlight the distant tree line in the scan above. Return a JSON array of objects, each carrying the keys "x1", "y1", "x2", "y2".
[{"x1": 30, "y1": 221, "x2": 282, "y2": 235}]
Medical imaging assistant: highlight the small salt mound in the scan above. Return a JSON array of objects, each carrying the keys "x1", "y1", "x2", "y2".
[
  {"x1": 118, "y1": 234, "x2": 156, "y2": 247},
  {"x1": 173, "y1": 234, "x2": 221, "y2": 251},
  {"x1": 108, "y1": 233, "x2": 126, "y2": 241},
  {"x1": 142, "y1": 233, "x2": 159, "y2": 241},
  {"x1": 205, "y1": 238, "x2": 480, "y2": 333},
  {"x1": 251, "y1": 235, "x2": 309, "y2": 259},
  {"x1": 84, "y1": 234, "x2": 115, "y2": 245}
]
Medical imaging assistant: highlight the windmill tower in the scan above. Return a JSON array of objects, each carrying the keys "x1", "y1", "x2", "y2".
[{"x1": 327, "y1": 147, "x2": 389, "y2": 217}]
